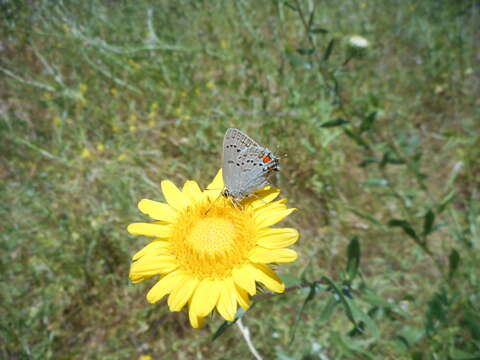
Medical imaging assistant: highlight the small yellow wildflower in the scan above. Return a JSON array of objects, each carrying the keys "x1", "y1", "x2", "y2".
[
  {"x1": 52, "y1": 116, "x2": 61, "y2": 126},
  {"x1": 220, "y1": 39, "x2": 228, "y2": 49},
  {"x1": 194, "y1": 88, "x2": 201, "y2": 95},
  {"x1": 129, "y1": 114, "x2": 137, "y2": 123},
  {"x1": 150, "y1": 102, "x2": 159, "y2": 111},
  {"x1": 96, "y1": 144, "x2": 105, "y2": 152},
  {"x1": 148, "y1": 120, "x2": 156, "y2": 127},
  {"x1": 148, "y1": 111, "x2": 156, "y2": 119},
  {"x1": 112, "y1": 125, "x2": 120, "y2": 133},
  {"x1": 180, "y1": 91, "x2": 187, "y2": 98},
  {"x1": 128, "y1": 59, "x2": 141, "y2": 71},
  {"x1": 139, "y1": 355, "x2": 153, "y2": 360},
  {"x1": 111, "y1": 88, "x2": 118, "y2": 96},
  {"x1": 183, "y1": 114, "x2": 192, "y2": 121},
  {"x1": 206, "y1": 81, "x2": 215, "y2": 89},
  {"x1": 118, "y1": 153, "x2": 127, "y2": 161},
  {"x1": 79, "y1": 83, "x2": 88, "y2": 94},
  {"x1": 175, "y1": 108, "x2": 183, "y2": 116},
  {"x1": 129, "y1": 125, "x2": 137, "y2": 132},
  {"x1": 43, "y1": 92, "x2": 53, "y2": 100},
  {"x1": 81, "y1": 149, "x2": 91, "y2": 159}
]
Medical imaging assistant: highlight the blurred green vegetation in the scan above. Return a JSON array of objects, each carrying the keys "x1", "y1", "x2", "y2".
[{"x1": 1, "y1": 0, "x2": 479, "y2": 359}]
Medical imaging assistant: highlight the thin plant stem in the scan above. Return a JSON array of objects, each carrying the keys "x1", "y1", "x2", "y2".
[{"x1": 236, "y1": 318, "x2": 263, "y2": 360}]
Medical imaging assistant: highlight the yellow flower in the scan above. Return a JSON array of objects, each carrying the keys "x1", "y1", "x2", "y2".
[
  {"x1": 220, "y1": 40, "x2": 228, "y2": 49},
  {"x1": 52, "y1": 116, "x2": 61, "y2": 126},
  {"x1": 81, "y1": 149, "x2": 91, "y2": 159},
  {"x1": 79, "y1": 83, "x2": 88, "y2": 94},
  {"x1": 129, "y1": 125, "x2": 137, "y2": 132},
  {"x1": 180, "y1": 91, "x2": 187, "y2": 98},
  {"x1": 96, "y1": 144, "x2": 105, "y2": 152},
  {"x1": 150, "y1": 102, "x2": 159, "y2": 111},
  {"x1": 128, "y1": 170, "x2": 299, "y2": 328},
  {"x1": 118, "y1": 153, "x2": 127, "y2": 161},
  {"x1": 128, "y1": 59, "x2": 141, "y2": 71},
  {"x1": 139, "y1": 356, "x2": 152, "y2": 360},
  {"x1": 43, "y1": 92, "x2": 53, "y2": 100},
  {"x1": 206, "y1": 81, "x2": 215, "y2": 89},
  {"x1": 111, "y1": 88, "x2": 118, "y2": 96},
  {"x1": 148, "y1": 120, "x2": 156, "y2": 127}
]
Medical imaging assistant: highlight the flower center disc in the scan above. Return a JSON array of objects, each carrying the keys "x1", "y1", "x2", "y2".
[
  {"x1": 170, "y1": 199, "x2": 256, "y2": 279},
  {"x1": 188, "y1": 217, "x2": 236, "y2": 254}
]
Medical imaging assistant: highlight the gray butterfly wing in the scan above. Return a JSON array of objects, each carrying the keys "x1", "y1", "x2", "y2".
[
  {"x1": 222, "y1": 128, "x2": 260, "y2": 190},
  {"x1": 228, "y1": 146, "x2": 279, "y2": 198}
]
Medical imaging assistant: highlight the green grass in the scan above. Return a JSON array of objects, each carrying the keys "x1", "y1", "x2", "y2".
[{"x1": 1, "y1": 0, "x2": 479, "y2": 359}]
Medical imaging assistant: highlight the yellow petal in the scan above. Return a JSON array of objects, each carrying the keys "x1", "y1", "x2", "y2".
[
  {"x1": 256, "y1": 228, "x2": 299, "y2": 249},
  {"x1": 232, "y1": 266, "x2": 257, "y2": 295},
  {"x1": 132, "y1": 240, "x2": 171, "y2": 261},
  {"x1": 129, "y1": 255, "x2": 178, "y2": 282},
  {"x1": 127, "y1": 223, "x2": 171, "y2": 238},
  {"x1": 245, "y1": 187, "x2": 280, "y2": 209},
  {"x1": 168, "y1": 276, "x2": 199, "y2": 312},
  {"x1": 254, "y1": 199, "x2": 288, "y2": 216},
  {"x1": 189, "y1": 278, "x2": 221, "y2": 317},
  {"x1": 216, "y1": 278, "x2": 237, "y2": 321},
  {"x1": 146, "y1": 271, "x2": 186, "y2": 303},
  {"x1": 188, "y1": 307, "x2": 205, "y2": 329},
  {"x1": 235, "y1": 285, "x2": 251, "y2": 310},
  {"x1": 182, "y1": 181, "x2": 203, "y2": 202},
  {"x1": 161, "y1": 180, "x2": 190, "y2": 210},
  {"x1": 249, "y1": 247, "x2": 298, "y2": 263},
  {"x1": 254, "y1": 207, "x2": 296, "y2": 228},
  {"x1": 250, "y1": 263, "x2": 285, "y2": 293},
  {"x1": 138, "y1": 199, "x2": 177, "y2": 223},
  {"x1": 207, "y1": 169, "x2": 224, "y2": 190}
]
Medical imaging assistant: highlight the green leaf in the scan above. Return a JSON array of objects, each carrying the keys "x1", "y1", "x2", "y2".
[
  {"x1": 448, "y1": 248, "x2": 460, "y2": 279},
  {"x1": 212, "y1": 308, "x2": 248, "y2": 341},
  {"x1": 320, "y1": 118, "x2": 349, "y2": 128},
  {"x1": 360, "y1": 111, "x2": 377, "y2": 133},
  {"x1": 347, "y1": 297, "x2": 380, "y2": 339},
  {"x1": 348, "y1": 207, "x2": 383, "y2": 227},
  {"x1": 310, "y1": 27, "x2": 328, "y2": 34},
  {"x1": 387, "y1": 219, "x2": 419, "y2": 241},
  {"x1": 344, "y1": 128, "x2": 370, "y2": 149},
  {"x1": 359, "y1": 156, "x2": 378, "y2": 167},
  {"x1": 285, "y1": 52, "x2": 312, "y2": 69},
  {"x1": 321, "y1": 276, "x2": 357, "y2": 327},
  {"x1": 279, "y1": 273, "x2": 301, "y2": 287},
  {"x1": 449, "y1": 347, "x2": 480, "y2": 360},
  {"x1": 318, "y1": 296, "x2": 339, "y2": 322},
  {"x1": 289, "y1": 283, "x2": 319, "y2": 344},
  {"x1": 346, "y1": 237, "x2": 360, "y2": 282},
  {"x1": 322, "y1": 39, "x2": 335, "y2": 61},
  {"x1": 284, "y1": 2, "x2": 297, "y2": 11},
  {"x1": 330, "y1": 332, "x2": 381, "y2": 360},
  {"x1": 296, "y1": 48, "x2": 315, "y2": 56},
  {"x1": 437, "y1": 190, "x2": 456, "y2": 214},
  {"x1": 423, "y1": 209, "x2": 435, "y2": 237},
  {"x1": 380, "y1": 151, "x2": 405, "y2": 168},
  {"x1": 300, "y1": 261, "x2": 313, "y2": 283},
  {"x1": 362, "y1": 178, "x2": 388, "y2": 187},
  {"x1": 425, "y1": 288, "x2": 449, "y2": 335}
]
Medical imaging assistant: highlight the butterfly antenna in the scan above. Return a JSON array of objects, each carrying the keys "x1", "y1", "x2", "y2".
[{"x1": 204, "y1": 187, "x2": 226, "y2": 214}]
